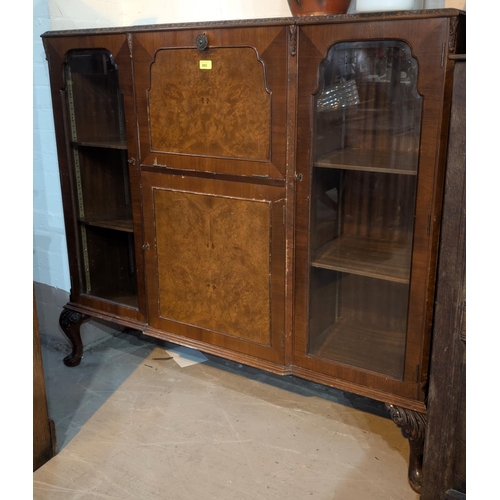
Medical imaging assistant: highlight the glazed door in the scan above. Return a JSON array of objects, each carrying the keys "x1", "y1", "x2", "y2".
[
  {"x1": 44, "y1": 35, "x2": 146, "y2": 323},
  {"x1": 131, "y1": 25, "x2": 288, "y2": 178},
  {"x1": 293, "y1": 18, "x2": 451, "y2": 403},
  {"x1": 141, "y1": 171, "x2": 286, "y2": 366}
]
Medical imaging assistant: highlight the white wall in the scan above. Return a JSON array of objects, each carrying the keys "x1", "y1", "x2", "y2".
[
  {"x1": 47, "y1": 0, "x2": 293, "y2": 30},
  {"x1": 34, "y1": 0, "x2": 71, "y2": 292}
]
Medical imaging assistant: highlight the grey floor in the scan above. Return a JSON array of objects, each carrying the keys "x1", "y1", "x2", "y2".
[{"x1": 34, "y1": 329, "x2": 419, "y2": 499}]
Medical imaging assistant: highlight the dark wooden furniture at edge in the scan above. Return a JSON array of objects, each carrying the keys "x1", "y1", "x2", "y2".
[
  {"x1": 421, "y1": 58, "x2": 466, "y2": 500},
  {"x1": 42, "y1": 9, "x2": 466, "y2": 494},
  {"x1": 34, "y1": 289, "x2": 56, "y2": 471}
]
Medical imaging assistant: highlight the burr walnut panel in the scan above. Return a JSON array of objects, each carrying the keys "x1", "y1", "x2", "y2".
[
  {"x1": 149, "y1": 47, "x2": 271, "y2": 160},
  {"x1": 132, "y1": 25, "x2": 288, "y2": 178},
  {"x1": 154, "y1": 189, "x2": 271, "y2": 345}
]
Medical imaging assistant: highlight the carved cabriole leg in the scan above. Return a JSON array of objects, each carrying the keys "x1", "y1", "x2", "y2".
[
  {"x1": 59, "y1": 308, "x2": 91, "y2": 367},
  {"x1": 386, "y1": 404, "x2": 427, "y2": 494}
]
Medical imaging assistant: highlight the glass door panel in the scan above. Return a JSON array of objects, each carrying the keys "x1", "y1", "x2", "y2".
[
  {"x1": 308, "y1": 40, "x2": 422, "y2": 380},
  {"x1": 64, "y1": 49, "x2": 138, "y2": 308}
]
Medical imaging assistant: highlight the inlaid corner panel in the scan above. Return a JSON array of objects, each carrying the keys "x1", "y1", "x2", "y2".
[
  {"x1": 141, "y1": 171, "x2": 286, "y2": 364},
  {"x1": 132, "y1": 26, "x2": 288, "y2": 178}
]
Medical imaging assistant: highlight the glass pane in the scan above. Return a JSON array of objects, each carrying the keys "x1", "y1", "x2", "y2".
[
  {"x1": 65, "y1": 50, "x2": 126, "y2": 145},
  {"x1": 64, "y1": 50, "x2": 138, "y2": 308},
  {"x1": 308, "y1": 40, "x2": 422, "y2": 379}
]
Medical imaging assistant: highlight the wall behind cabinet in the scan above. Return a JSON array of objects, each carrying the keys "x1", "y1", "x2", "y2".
[{"x1": 47, "y1": 0, "x2": 292, "y2": 30}]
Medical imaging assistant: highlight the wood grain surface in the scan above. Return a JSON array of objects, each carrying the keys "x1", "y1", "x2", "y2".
[
  {"x1": 33, "y1": 290, "x2": 56, "y2": 471},
  {"x1": 312, "y1": 234, "x2": 412, "y2": 283},
  {"x1": 43, "y1": 34, "x2": 147, "y2": 323},
  {"x1": 41, "y1": 12, "x2": 465, "y2": 410},
  {"x1": 132, "y1": 26, "x2": 288, "y2": 178},
  {"x1": 141, "y1": 171, "x2": 286, "y2": 363},
  {"x1": 421, "y1": 58, "x2": 466, "y2": 500},
  {"x1": 310, "y1": 317, "x2": 406, "y2": 378},
  {"x1": 154, "y1": 189, "x2": 271, "y2": 344},
  {"x1": 315, "y1": 148, "x2": 418, "y2": 175},
  {"x1": 149, "y1": 47, "x2": 271, "y2": 160}
]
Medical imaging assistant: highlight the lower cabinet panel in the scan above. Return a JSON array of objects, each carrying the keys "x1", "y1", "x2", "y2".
[
  {"x1": 141, "y1": 171, "x2": 286, "y2": 364},
  {"x1": 154, "y1": 189, "x2": 271, "y2": 344}
]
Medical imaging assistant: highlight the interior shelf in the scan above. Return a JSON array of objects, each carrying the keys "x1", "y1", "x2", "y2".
[
  {"x1": 311, "y1": 234, "x2": 411, "y2": 284},
  {"x1": 81, "y1": 219, "x2": 134, "y2": 233},
  {"x1": 309, "y1": 317, "x2": 406, "y2": 379},
  {"x1": 70, "y1": 140, "x2": 128, "y2": 150},
  {"x1": 314, "y1": 148, "x2": 418, "y2": 175},
  {"x1": 85, "y1": 292, "x2": 138, "y2": 309}
]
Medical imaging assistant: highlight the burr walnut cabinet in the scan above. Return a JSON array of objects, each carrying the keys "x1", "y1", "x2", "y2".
[{"x1": 42, "y1": 9, "x2": 465, "y2": 493}]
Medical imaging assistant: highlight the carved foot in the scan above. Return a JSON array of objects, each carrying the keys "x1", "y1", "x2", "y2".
[
  {"x1": 59, "y1": 308, "x2": 91, "y2": 367},
  {"x1": 386, "y1": 404, "x2": 427, "y2": 494}
]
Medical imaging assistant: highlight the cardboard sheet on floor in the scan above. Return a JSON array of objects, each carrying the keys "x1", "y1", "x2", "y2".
[{"x1": 165, "y1": 346, "x2": 208, "y2": 367}]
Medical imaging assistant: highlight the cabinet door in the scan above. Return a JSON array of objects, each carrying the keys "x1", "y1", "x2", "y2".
[
  {"x1": 293, "y1": 18, "x2": 452, "y2": 404},
  {"x1": 44, "y1": 35, "x2": 146, "y2": 323},
  {"x1": 141, "y1": 171, "x2": 286, "y2": 366},
  {"x1": 132, "y1": 26, "x2": 288, "y2": 178}
]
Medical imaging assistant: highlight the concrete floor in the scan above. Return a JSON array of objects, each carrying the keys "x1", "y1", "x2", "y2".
[{"x1": 34, "y1": 329, "x2": 419, "y2": 499}]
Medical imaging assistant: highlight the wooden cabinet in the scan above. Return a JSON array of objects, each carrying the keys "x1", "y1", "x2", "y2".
[
  {"x1": 132, "y1": 26, "x2": 289, "y2": 179},
  {"x1": 43, "y1": 35, "x2": 147, "y2": 326},
  {"x1": 421, "y1": 57, "x2": 466, "y2": 500},
  {"x1": 42, "y1": 9, "x2": 465, "y2": 493},
  {"x1": 141, "y1": 171, "x2": 286, "y2": 367},
  {"x1": 294, "y1": 17, "x2": 453, "y2": 407}
]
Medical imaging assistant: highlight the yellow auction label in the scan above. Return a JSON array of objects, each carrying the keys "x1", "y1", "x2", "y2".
[{"x1": 199, "y1": 60, "x2": 212, "y2": 70}]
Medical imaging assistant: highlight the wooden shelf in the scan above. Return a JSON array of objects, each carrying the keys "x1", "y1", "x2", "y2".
[
  {"x1": 309, "y1": 317, "x2": 406, "y2": 379},
  {"x1": 314, "y1": 148, "x2": 418, "y2": 175},
  {"x1": 86, "y1": 292, "x2": 139, "y2": 309},
  {"x1": 312, "y1": 234, "x2": 411, "y2": 284},
  {"x1": 71, "y1": 140, "x2": 127, "y2": 150},
  {"x1": 81, "y1": 219, "x2": 134, "y2": 233}
]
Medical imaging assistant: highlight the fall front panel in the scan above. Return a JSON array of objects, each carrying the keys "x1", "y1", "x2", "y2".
[
  {"x1": 132, "y1": 26, "x2": 288, "y2": 178},
  {"x1": 149, "y1": 47, "x2": 271, "y2": 160}
]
